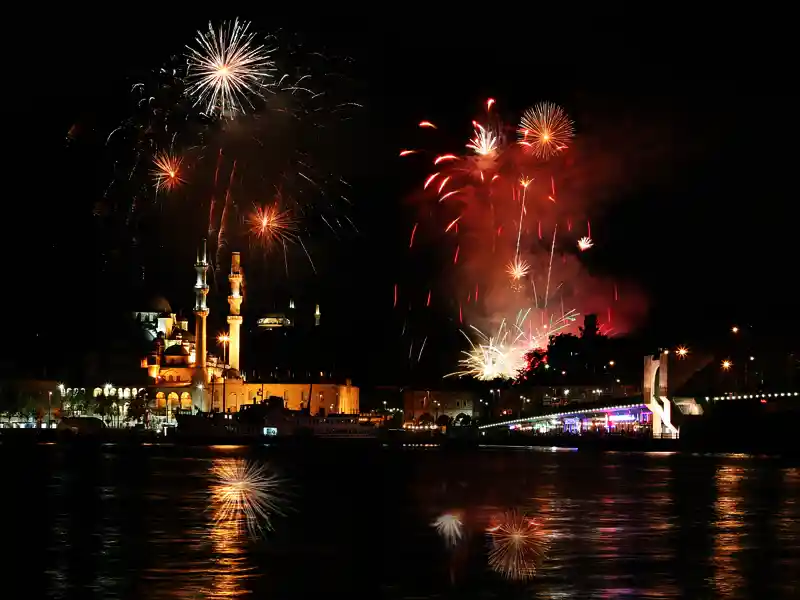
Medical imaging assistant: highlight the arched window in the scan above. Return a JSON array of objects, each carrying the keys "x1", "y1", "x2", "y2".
[
  {"x1": 167, "y1": 392, "x2": 179, "y2": 409},
  {"x1": 93, "y1": 388, "x2": 102, "y2": 398},
  {"x1": 156, "y1": 392, "x2": 166, "y2": 408},
  {"x1": 180, "y1": 392, "x2": 191, "y2": 409}
]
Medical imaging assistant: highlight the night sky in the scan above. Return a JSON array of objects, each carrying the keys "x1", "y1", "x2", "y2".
[{"x1": 8, "y1": 16, "x2": 797, "y2": 381}]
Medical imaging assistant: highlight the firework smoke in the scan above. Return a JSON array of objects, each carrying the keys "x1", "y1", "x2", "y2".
[{"x1": 402, "y1": 99, "x2": 648, "y2": 378}]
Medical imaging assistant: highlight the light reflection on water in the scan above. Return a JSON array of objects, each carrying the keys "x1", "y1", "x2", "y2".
[{"x1": 13, "y1": 446, "x2": 800, "y2": 599}]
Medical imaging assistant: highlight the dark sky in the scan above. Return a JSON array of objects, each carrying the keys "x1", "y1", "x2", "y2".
[{"x1": 9, "y1": 16, "x2": 797, "y2": 379}]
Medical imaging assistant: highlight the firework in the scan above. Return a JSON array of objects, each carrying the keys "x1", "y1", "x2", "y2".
[
  {"x1": 467, "y1": 123, "x2": 498, "y2": 156},
  {"x1": 210, "y1": 459, "x2": 288, "y2": 538},
  {"x1": 487, "y1": 511, "x2": 548, "y2": 581},
  {"x1": 506, "y1": 257, "x2": 530, "y2": 281},
  {"x1": 185, "y1": 19, "x2": 276, "y2": 116},
  {"x1": 432, "y1": 512, "x2": 464, "y2": 548},
  {"x1": 401, "y1": 98, "x2": 594, "y2": 379},
  {"x1": 90, "y1": 20, "x2": 360, "y2": 290},
  {"x1": 518, "y1": 101, "x2": 574, "y2": 159},
  {"x1": 151, "y1": 151, "x2": 185, "y2": 191},
  {"x1": 448, "y1": 308, "x2": 579, "y2": 381},
  {"x1": 248, "y1": 203, "x2": 298, "y2": 247},
  {"x1": 577, "y1": 236, "x2": 593, "y2": 251}
]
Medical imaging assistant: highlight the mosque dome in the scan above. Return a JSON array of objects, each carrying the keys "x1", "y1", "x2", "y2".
[
  {"x1": 168, "y1": 327, "x2": 195, "y2": 342},
  {"x1": 148, "y1": 295, "x2": 172, "y2": 314},
  {"x1": 164, "y1": 344, "x2": 190, "y2": 357}
]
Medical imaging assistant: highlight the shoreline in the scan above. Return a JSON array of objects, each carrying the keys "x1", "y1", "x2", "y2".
[{"x1": 1, "y1": 428, "x2": 796, "y2": 458}]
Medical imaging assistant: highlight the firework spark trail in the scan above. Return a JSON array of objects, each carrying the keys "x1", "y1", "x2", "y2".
[
  {"x1": 210, "y1": 459, "x2": 288, "y2": 538},
  {"x1": 208, "y1": 149, "x2": 224, "y2": 242},
  {"x1": 418, "y1": 336, "x2": 428, "y2": 362},
  {"x1": 544, "y1": 224, "x2": 557, "y2": 310},
  {"x1": 298, "y1": 238, "x2": 316, "y2": 273},
  {"x1": 215, "y1": 160, "x2": 237, "y2": 270},
  {"x1": 515, "y1": 178, "x2": 532, "y2": 259}
]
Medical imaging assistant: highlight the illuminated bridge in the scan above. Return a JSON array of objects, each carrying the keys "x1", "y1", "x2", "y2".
[
  {"x1": 479, "y1": 391, "x2": 799, "y2": 437},
  {"x1": 478, "y1": 401, "x2": 652, "y2": 434}
]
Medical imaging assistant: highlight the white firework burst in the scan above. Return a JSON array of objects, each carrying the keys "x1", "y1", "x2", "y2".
[
  {"x1": 210, "y1": 459, "x2": 288, "y2": 538},
  {"x1": 185, "y1": 19, "x2": 276, "y2": 117},
  {"x1": 432, "y1": 512, "x2": 464, "y2": 548}
]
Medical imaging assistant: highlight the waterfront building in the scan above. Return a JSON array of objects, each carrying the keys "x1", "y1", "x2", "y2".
[
  {"x1": 140, "y1": 243, "x2": 359, "y2": 421},
  {"x1": 403, "y1": 389, "x2": 475, "y2": 425}
]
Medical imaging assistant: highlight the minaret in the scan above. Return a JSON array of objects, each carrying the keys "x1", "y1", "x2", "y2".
[
  {"x1": 227, "y1": 252, "x2": 243, "y2": 371},
  {"x1": 314, "y1": 304, "x2": 321, "y2": 326},
  {"x1": 194, "y1": 240, "x2": 210, "y2": 382}
]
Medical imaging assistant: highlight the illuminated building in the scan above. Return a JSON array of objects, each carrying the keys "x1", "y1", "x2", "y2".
[
  {"x1": 141, "y1": 244, "x2": 359, "y2": 420},
  {"x1": 403, "y1": 390, "x2": 475, "y2": 424}
]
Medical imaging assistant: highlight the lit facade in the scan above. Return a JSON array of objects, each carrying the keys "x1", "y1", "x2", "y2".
[
  {"x1": 206, "y1": 380, "x2": 359, "y2": 415},
  {"x1": 140, "y1": 244, "x2": 359, "y2": 419},
  {"x1": 403, "y1": 389, "x2": 475, "y2": 423}
]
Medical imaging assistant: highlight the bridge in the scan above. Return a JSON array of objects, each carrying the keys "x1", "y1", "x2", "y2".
[
  {"x1": 479, "y1": 352, "x2": 797, "y2": 438},
  {"x1": 478, "y1": 400, "x2": 651, "y2": 432}
]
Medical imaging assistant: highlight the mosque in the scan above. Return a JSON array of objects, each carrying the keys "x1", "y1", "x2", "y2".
[{"x1": 137, "y1": 241, "x2": 359, "y2": 421}]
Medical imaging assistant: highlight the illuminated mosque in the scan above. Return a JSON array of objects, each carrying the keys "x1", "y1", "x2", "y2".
[{"x1": 138, "y1": 242, "x2": 359, "y2": 419}]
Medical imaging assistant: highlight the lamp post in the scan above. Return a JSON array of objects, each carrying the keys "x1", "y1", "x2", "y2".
[
  {"x1": 57, "y1": 383, "x2": 64, "y2": 421},
  {"x1": 48, "y1": 391, "x2": 52, "y2": 428},
  {"x1": 218, "y1": 333, "x2": 230, "y2": 366}
]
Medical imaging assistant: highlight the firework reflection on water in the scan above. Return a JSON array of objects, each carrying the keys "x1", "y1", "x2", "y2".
[
  {"x1": 210, "y1": 459, "x2": 288, "y2": 539},
  {"x1": 487, "y1": 510, "x2": 549, "y2": 581},
  {"x1": 432, "y1": 512, "x2": 465, "y2": 548}
]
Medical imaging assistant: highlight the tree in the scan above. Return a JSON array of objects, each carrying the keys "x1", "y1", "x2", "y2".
[
  {"x1": 418, "y1": 412, "x2": 434, "y2": 425},
  {"x1": 68, "y1": 391, "x2": 91, "y2": 416},
  {"x1": 436, "y1": 414, "x2": 451, "y2": 427},
  {"x1": 517, "y1": 314, "x2": 615, "y2": 385},
  {"x1": 0, "y1": 387, "x2": 26, "y2": 423},
  {"x1": 94, "y1": 394, "x2": 115, "y2": 423},
  {"x1": 127, "y1": 391, "x2": 150, "y2": 424}
]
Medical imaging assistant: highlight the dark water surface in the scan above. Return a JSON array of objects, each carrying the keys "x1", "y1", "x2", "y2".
[{"x1": 8, "y1": 444, "x2": 800, "y2": 599}]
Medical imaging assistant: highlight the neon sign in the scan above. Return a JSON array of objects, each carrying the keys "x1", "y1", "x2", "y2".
[{"x1": 608, "y1": 414, "x2": 636, "y2": 422}]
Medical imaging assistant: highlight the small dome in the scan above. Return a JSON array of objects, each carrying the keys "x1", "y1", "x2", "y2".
[
  {"x1": 222, "y1": 367, "x2": 241, "y2": 379},
  {"x1": 164, "y1": 344, "x2": 189, "y2": 356},
  {"x1": 148, "y1": 295, "x2": 172, "y2": 314},
  {"x1": 168, "y1": 327, "x2": 195, "y2": 342}
]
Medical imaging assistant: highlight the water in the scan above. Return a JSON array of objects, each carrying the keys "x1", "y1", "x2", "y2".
[{"x1": 8, "y1": 444, "x2": 800, "y2": 599}]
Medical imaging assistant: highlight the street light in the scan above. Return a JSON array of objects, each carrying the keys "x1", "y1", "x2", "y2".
[{"x1": 217, "y1": 333, "x2": 230, "y2": 365}]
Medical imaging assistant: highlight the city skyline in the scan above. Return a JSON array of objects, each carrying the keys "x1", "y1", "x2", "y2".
[{"x1": 7, "y1": 18, "x2": 796, "y2": 384}]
